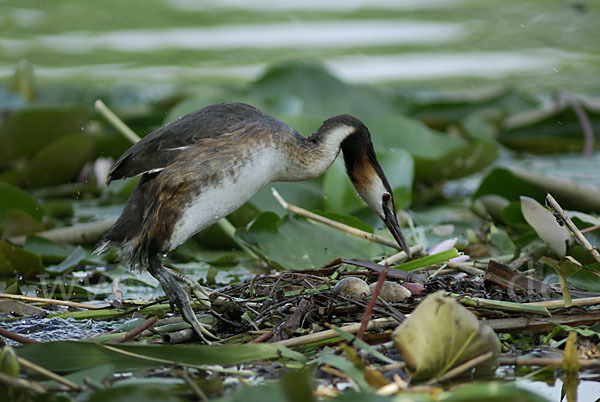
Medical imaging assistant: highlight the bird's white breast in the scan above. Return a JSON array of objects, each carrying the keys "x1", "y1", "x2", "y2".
[{"x1": 168, "y1": 145, "x2": 281, "y2": 250}]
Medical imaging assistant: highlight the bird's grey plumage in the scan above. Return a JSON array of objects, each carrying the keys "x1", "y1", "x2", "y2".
[
  {"x1": 108, "y1": 102, "x2": 287, "y2": 183},
  {"x1": 97, "y1": 102, "x2": 409, "y2": 268}
]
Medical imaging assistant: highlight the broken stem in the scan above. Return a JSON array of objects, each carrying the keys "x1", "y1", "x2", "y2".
[
  {"x1": 18, "y1": 357, "x2": 79, "y2": 391},
  {"x1": 274, "y1": 317, "x2": 398, "y2": 348},
  {"x1": 545, "y1": 193, "x2": 600, "y2": 265},
  {"x1": 426, "y1": 351, "x2": 494, "y2": 385},
  {"x1": 271, "y1": 188, "x2": 404, "y2": 250},
  {"x1": 94, "y1": 99, "x2": 141, "y2": 144},
  {"x1": 0, "y1": 292, "x2": 108, "y2": 310}
]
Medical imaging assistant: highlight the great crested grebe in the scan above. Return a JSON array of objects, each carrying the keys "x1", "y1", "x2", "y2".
[{"x1": 96, "y1": 102, "x2": 411, "y2": 341}]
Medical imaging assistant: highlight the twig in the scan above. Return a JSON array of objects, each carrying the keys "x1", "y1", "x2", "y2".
[
  {"x1": 581, "y1": 224, "x2": 600, "y2": 234},
  {"x1": 94, "y1": 99, "x2": 141, "y2": 144},
  {"x1": 357, "y1": 266, "x2": 388, "y2": 340},
  {"x1": 273, "y1": 317, "x2": 398, "y2": 348},
  {"x1": 498, "y1": 355, "x2": 600, "y2": 368},
  {"x1": 486, "y1": 313, "x2": 600, "y2": 333},
  {"x1": 8, "y1": 218, "x2": 117, "y2": 246},
  {"x1": 248, "y1": 330, "x2": 275, "y2": 343},
  {"x1": 18, "y1": 357, "x2": 79, "y2": 390},
  {"x1": 379, "y1": 246, "x2": 423, "y2": 266},
  {"x1": 526, "y1": 296, "x2": 600, "y2": 309},
  {"x1": 271, "y1": 188, "x2": 405, "y2": 250},
  {"x1": 447, "y1": 261, "x2": 485, "y2": 276},
  {"x1": 108, "y1": 316, "x2": 158, "y2": 343},
  {"x1": 0, "y1": 372, "x2": 46, "y2": 393},
  {"x1": 0, "y1": 328, "x2": 39, "y2": 344},
  {"x1": 0, "y1": 293, "x2": 108, "y2": 310},
  {"x1": 545, "y1": 193, "x2": 600, "y2": 264},
  {"x1": 182, "y1": 370, "x2": 208, "y2": 402},
  {"x1": 426, "y1": 351, "x2": 494, "y2": 385}
]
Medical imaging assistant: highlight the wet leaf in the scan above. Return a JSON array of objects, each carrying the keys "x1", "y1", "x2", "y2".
[
  {"x1": 86, "y1": 384, "x2": 184, "y2": 402},
  {"x1": 238, "y1": 212, "x2": 392, "y2": 270},
  {"x1": 365, "y1": 114, "x2": 497, "y2": 183},
  {"x1": 45, "y1": 246, "x2": 88, "y2": 275},
  {"x1": 520, "y1": 196, "x2": 570, "y2": 256},
  {"x1": 474, "y1": 167, "x2": 546, "y2": 203},
  {"x1": 565, "y1": 263, "x2": 600, "y2": 292},
  {"x1": 17, "y1": 341, "x2": 305, "y2": 373},
  {"x1": 281, "y1": 369, "x2": 315, "y2": 402},
  {"x1": 475, "y1": 167, "x2": 600, "y2": 213},
  {"x1": 500, "y1": 98, "x2": 600, "y2": 154},
  {"x1": 441, "y1": 382, "x2": 549, "y2": 402},
  {"x1": 249, "y1": 60, "x2": 394, "y2": 118},
  {"x1": 2, "y1": 209, "x2": 45, "y2": 238},
  {"x1": 0, "y1": 239, "x2": 43, "y2": 275},
  {"x1": 393, "y1": 291, "x2": 500, "y2": 379},
  {"x1": 23, "y1": 236, "x2": 77, "y2": 263},
  {"x1": 250, "y1": 181, "x2": 324, "y2": 214},
  {"x1": 0, "y1": 181, "x2": 49, "y2": 226},
  {"x1": 19, "y1": 133, "x2": 95, "y2": 187},
  {"x1": 0, "y1": 106, "x2": 88, "y2": 162}
]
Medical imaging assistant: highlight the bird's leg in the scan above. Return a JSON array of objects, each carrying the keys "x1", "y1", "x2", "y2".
[
  {"x1": 164, "y1": 268, "x2": 213, "y2": 308},
  {"x1": 147, "y1": 256, "x2": 216, "y2": 343}
]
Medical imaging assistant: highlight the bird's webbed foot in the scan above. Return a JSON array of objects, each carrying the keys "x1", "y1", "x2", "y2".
[
  {"x1": 147, "y1": 256, "x2": 217, "y2": 343},
  {"x1": 165, "y1": 267, "x2": 213, "y2": 308}
]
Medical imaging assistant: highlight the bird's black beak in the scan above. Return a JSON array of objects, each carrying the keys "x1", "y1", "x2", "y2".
[{"x1": 382, "y1": 202, "x2": 411, "y2": 258}]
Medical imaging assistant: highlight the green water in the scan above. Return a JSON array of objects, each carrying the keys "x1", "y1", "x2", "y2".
[{"x1": 1, "y1": 0, "x2": 599, "y2": 95}]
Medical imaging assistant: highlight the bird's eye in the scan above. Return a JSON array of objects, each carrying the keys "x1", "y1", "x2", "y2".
[{"x1": 382, "y1": 192, "x2": 391, "y2": 203}]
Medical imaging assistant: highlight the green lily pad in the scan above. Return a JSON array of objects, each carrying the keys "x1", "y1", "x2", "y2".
[
  {"x1": 365, "y1": 114, "x2": 497, "y2": 183},
  {"x1": 473, "y1": 167, "x2": 547, "y2": 203},
  {"x1": 0, "y1": 106, "x2": 88, "y2": 162},
  {"x1": 0, "y1": 239, "x2": 43, "y2": 275},
  {"x1": 238, "y1": 212, "x2": 392, "y2": 270},
  {"x1": 499, "y1": 98, "x2": 600, "y2": 154},
  {"x1": 0, "y1": 181, "x2": 48, "y2": 226},
  {"x1": 19, "y1": 133, "x2": 95, "y2": 187},
  {"x1": 17, "y1": 341, "x2": 305, "y2": 373},
  {"x1": 249, "y1": 60, "x2": 394, "y2": 118}
]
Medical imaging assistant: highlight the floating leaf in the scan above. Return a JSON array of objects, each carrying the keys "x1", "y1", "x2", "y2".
[
  {"x1": 520, "y1": 196, "x2": 570, "y2": 256},
  {"x1": 474, "y1": 167, "x2": 546, "y2": 203},
  {"x1": 365, "y1": 114, "x2": 497, "y2": 183},
  {"x1": 238, "y1": 212, "x2": 392, "y2": 270},
  {"x1": 45, "y1": 246, "x2": 88, "y2": 275},
  {"x1": 17, "y1": 341, "x2": 305, "y2": 373},
  {"x1": 19, "y1": 133, "x2": 95, "y2": 187},
  {"x1": 86, "y1": 384, "x2": 184, "y2": 402},
  {"x1": 2, "y1": 208, "x2": 45, "y2": 238},
  {"x1": 0, "y1": 181, "x2": 48, "y2": 226},
  {"x1": 500, "y1": 98, "x2": 600, "y2": 154},
  {"x1": 0, "y1": 106, "x2": 88, "y2": 162},
  {"x1": 393, "y1": 291, "x2": 500, "y2": 379},
  {"x1": 475, "y1": 167, "x2": 600, "y2": 212},
  {"x1": 249, "y1": 60, "x2": 394, "y2": 118},
  {"x1": 0, "y1": 239, "x2": 43, "y2": 275}
]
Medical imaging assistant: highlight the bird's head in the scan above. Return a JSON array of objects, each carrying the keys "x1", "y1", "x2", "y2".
[{"x1": 336, "y1": 119, "x2": 411, "y2": 257}]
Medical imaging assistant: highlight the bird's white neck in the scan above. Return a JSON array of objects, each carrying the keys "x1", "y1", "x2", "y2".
[{"x1": 277, "y1": 124, "x2": 356, "y2": 181}]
